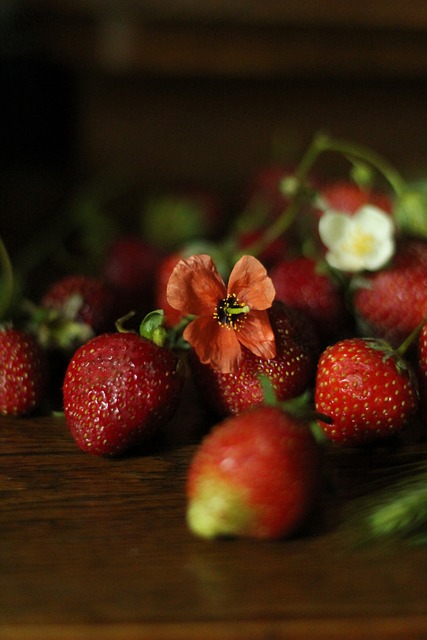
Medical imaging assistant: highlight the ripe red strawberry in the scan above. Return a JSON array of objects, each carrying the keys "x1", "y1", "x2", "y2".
[
  {"x1": 63, "y1": 329, "x2": 184, "y2": 456},
  {"x1": 102, "y1": 236, "x2": 165, "y2": 317},
  {"x1": 0, "y1": 324, "x2": 47, "y2": 416},
  {"x1": 41, "y1": 274, "x2": 118, "y2": 335},
  {"x1": 186, "y1": 404, "x2": 323, "y2": 540},
  {"x1": 315, "y1": 337, "x2": 419, "y2": 446},
  {"x1": 270, "y1": 255, "x2": 351, "y2": 344},
  {"x1": 352, "y1": 239, "x2": 427, "y2": 347},
  {"x1": 189, "y1": 301, "x2": 320, "y2": 417}
]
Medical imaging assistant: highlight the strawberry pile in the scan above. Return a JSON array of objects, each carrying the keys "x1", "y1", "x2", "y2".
[{"x1": 2, "y1": 131, "x2": 427, "y2": 543}]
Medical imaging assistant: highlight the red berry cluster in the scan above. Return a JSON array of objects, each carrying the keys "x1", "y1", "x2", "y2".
[{"x1": 2, "y1": 136, "x2": 427, "y2": 543}]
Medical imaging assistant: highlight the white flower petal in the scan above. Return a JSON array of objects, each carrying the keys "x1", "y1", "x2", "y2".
[
  {"x1": 353, "y1": 205, "x2": 395, "y2": 237},
  {"x1": 362, "y1": 236, "x2": 395, "y2": 271},
  {"x1": 318, "y1": 211, "x2": 352, "y2": 247},
  {"x1": 318, "y1": 204, "x2": 395, "y2": 273}
]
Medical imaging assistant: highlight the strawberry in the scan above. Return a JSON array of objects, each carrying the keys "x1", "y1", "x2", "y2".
[
  {"x1": 189, "y1": 300, "x2": 320, "y2": 417},
  {"x1": 186, "y1": 404, "x2": 323, "y2": 540},
  {"x1": 314, "y1": 337, "x2": 419, "y2": 446},
  {"x1": 63, "y1": 325, "x2": 184, "y2": 456},
  {"x1": 102, "y1": 236, "x2": 165, "y2": 317},
  {"x1": 0, "y1": 324, "x2": 47, "y2": 416},
  {"x1": 352, "y1": 239, "x2": 427, "y2": 347},
  {"x1": 270, "y1": 255, "x2": 351, "y2": 345},
  {"x1": 41, "y1": 274, "x2": 118, "y2": 335},
  {"x1": 318, "y1": 180, "x2": 393, "y2": 215}
]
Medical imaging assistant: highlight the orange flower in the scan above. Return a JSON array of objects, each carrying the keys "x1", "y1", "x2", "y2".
[{"x1": 166, "y1": 254, "x2": 276, "y2": 373}]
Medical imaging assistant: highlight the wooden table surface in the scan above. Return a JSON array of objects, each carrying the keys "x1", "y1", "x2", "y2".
[{"x1": 1, "y1": 381, "x2": 427, "y2": 640}]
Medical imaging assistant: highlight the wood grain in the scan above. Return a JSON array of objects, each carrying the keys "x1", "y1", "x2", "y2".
[{"x1": 1, "y1": 395, "x2": 427, "y2": 639}]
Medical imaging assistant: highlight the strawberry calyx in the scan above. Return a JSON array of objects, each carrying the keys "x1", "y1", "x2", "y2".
[
  {"x1": 116, "y1": 308, "x2": 196, "y2": 351},
  {"x1": 258, "y1": 375, "x2": 332, "y2": 445},
  {"x1": 21, "y1": 299, "x2": 94, "y2": 352},
  {"x1": 139, "y1": 310, "x2": 168, "y2": 347},
  {"x1": 115, "y1": 310, "x2": 168, "y2": 348}
]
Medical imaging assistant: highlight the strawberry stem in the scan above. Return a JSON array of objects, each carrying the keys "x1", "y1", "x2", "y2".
[
  {"x1": 235, "y1": 131, "x2": 407, "y2": 260},
  {"x1": 0, "y1": 235, "x2": 14, "y2": 320},
  {"x1": 115, "y1": 311, "x2": 137, "y2": 333},
  {"x1": 314, "y1": 133, "x2": 407, "y2": 197},
  {"x1": 396, "y1": 319, "x2": 426, "y2": 358}
]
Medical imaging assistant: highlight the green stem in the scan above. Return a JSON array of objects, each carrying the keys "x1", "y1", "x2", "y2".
[
  {"x1": 396, "y1": 319, "x2": 426, "y2": 358},
  {"x1": 0, "y1": 235, "x2": 14, "y2": 319},
  {"x1": 234, "y1": 131, "x2": 407, "y2": 261},
  {"x1": 316, "y1": 133, "x2": 407, "y2": 196}
]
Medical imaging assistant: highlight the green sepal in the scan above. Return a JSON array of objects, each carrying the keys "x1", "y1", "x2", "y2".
[
  {"x1": 393, "y1": 187, "x2": 427, "y2": 239},
  {"x1": 258, "y1": 374, "x2": 278, "y2": 407},
  {"x1": 349, "y1": 160, "x2": 375, "y2": 191},
  {"x1": 139, "y1": 309, "x2": 167, "y2": 347}
]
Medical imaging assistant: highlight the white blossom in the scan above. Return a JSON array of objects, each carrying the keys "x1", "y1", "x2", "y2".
[{"x1": 318, "y1": 205, "x2": 395, "y2": 272}]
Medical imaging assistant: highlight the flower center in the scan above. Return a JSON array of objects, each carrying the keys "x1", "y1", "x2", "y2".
[
  {"x1": 213, "y1": 294, "x2": 250, "y2": 330},
  {"x1": 341, "y1": 225, "x2": 376, "y2": 258}
]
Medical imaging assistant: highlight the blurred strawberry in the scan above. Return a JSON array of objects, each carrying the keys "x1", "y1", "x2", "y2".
[
  {"x1": 41, "y1": 274, "x2": 117, "y2": 336},
  {"x1": 270, "y1": 255, "x2": 352, "y2": 345},
  {"x1": 318, "y1": 180, "x2": 393, "y2": 215},
  {"x1": 186, "y1": 404, "x2": 323, "y2": 540},
  {"x1": 352, "y1": 239, "x2": 427, "y2": 347}
]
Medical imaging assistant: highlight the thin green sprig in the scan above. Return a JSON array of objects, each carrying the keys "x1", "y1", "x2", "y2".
[
  {"x1": 235, "y1": 131, "x2": 407, "y2": 261},
  {"x1": 343, "y1": 463, "x2": 427, "y2": 546},
  {"x1": 0, "y1": 235, "x2": 14, "y2": 320}
]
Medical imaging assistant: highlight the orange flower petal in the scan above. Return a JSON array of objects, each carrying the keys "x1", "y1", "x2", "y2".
[
  {"x1": 227, "y1": 255, "x2": 276, "y2": 310},
  {"x1": 237, "y1": 309, "x2": 276, "y2": 360},
  {"x1": 183, "y1": 315, "x2": 242, "y2": 374},
  {"x1": 167, "y1": 254, "x2": 226, "y2": 315}
]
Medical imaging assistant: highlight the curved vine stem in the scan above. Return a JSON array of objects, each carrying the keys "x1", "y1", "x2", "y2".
[
  {"x1": 235, "y1": 131, "x2": 407, "y2": 261},
  {"x1": 0, "y1": 235, "x2": 14, "y2": 320}
]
